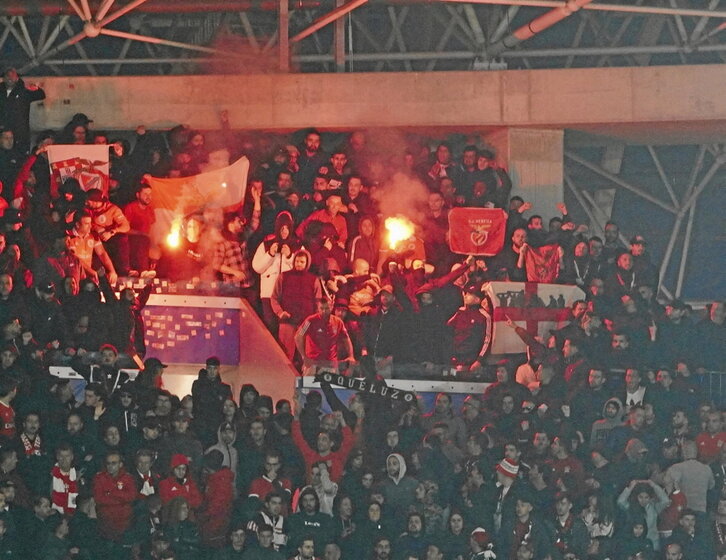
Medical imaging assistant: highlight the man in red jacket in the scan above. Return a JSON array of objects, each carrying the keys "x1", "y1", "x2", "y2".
[
  {"x1": 93, "y1": 450, "x2": 137, "y2": 541},
  {"x1": 292, "y1": 409, "x2": 356, "y2": 483},
  {"x1": 159, "y1": 453, "x2": 203, "y2": 509}
]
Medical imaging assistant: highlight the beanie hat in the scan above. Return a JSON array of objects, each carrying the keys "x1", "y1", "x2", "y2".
[
  {"x1": 495, "y1": 458, "x2": 519, "y2": 479},
  {"x1": 470, "y1": 527, "x2": 490, "y2": 547},
  {"x1": 170, "y1": 453, "x2": 189, "y2": 469}
]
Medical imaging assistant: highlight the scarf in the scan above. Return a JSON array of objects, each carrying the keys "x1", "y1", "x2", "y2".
[{"x1": 20, "y1": 433, "x2": 41, "y2": 456}]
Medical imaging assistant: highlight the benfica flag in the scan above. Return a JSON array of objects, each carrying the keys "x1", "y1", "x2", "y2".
[
  {"x1": 47, "y1": 144, "x2": 110, "y2": 196},
  {"x1": 145, "y1": 156, "x2": 249, "y2": 246},
  {"x1": 448, "y1": 208, "x2": 507, "y2": 256},
  {"x1": 484, "y1": 281, "x2": 585, "y2": 354},
  {"x1": 524, "y1": 243, "x2": 560, "y2": 283}
]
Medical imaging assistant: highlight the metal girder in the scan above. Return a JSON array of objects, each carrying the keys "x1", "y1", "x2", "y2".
[
  {"x1": 565, "y1": 143, "x2": 724, "y2": 298},
  {"x1": 1, "y1": 0, "x2": 724, "y2": 76}
]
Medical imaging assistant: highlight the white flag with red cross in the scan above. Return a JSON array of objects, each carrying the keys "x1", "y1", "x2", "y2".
[{"x1": 483, "y1": 281, "x2": 585, "y2": 354}]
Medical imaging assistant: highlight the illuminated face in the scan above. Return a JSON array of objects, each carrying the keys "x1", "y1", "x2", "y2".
[
  {"x1": 512, "y1": 229, "x2": 527, "y2": 248},
  {"x1": 439, "y1": 178, "x2": 455, "y2": 197},
  {"x1": 330, "y1": 153, "x2": 347, "y2": 171},
  {"x1": 515, "y1": 499, "x2": 533, "y2": 518},
  {"x1": 105, "y1": 454, "x2": 122, "y2": 476},
  {"x1": 231, "y1": 529, "x2": 246, "y2": 550},
  {"x1": 574, "y1": 241, "x2": 588, "y2": 258},
  {"x1": 617, "y1": 253, "x2": 633, "y2": 270},
  {"x1": 589, "y1": 238, "x2": 603, "y2": 257},
  {"x1": 428, "y1": 193, "x2": 445, "y2": 212},
  {"x1": 305, "y1": 133, "x2": 321, "y2": 153},
  {"x1": 258, "y1": 530, "x2": 274, "y2": 548},
  {"x1": 462, "y1": 150, "x2": 477, "y2": 168},
  {"x1": 436, "y1": 145, "x2": 451, "y2": 164},
  {"x1": 347, "y1": 177, "x2": 362, "y2": 197},
  {"x1": 562, "y1": 339, "x2": 577, "y2": 358},
  {"x1": 435, "y1": 393, "x2": 451, "y2": 413},
  {"x1": 73, "y1": 126, "x2": 86, "y2": 144},
  {"x1": 0, "y1": 131, "x2": 13, "y2": 150},
  {"x1": 67, "y1": 415, "x2": 83, "y2": 435},
  {"x1": 588, "y1": 370, "x2": 604, "y2": 388},
  {"x1": 104, "y1": 426, "x2": 121, "y2": 446},
  {"x1": 631, "y1": 242, "x2": 645, "y2": 256},
  {"x1": 138, "y1": 187, "x2": 152, "y2": 205},
  {"x1": 407, "y1": 515, "x2": 422, "y2": 534},
  {"x1": 604, "y1": 223, "x2": 619, "y2": 242},
  {"x1": 612, "y1": 334, "x2": 629, "y2": 350},
  {"x1": 313, "y1": 176, "x2": 329, "y2": 192},
  {"x1": 386, "y1": 455, "x2": 400, "y2": 478},
  {"x1": 23, "y1": 414, "x2": 40, "y2": 436},
  {"x1": 277, "y1": 172, "x2": 292, "y2": 191},
  {"x1": 101, "y1": 348, "x2": 117, "y2": 365},
  {"x1": 657, "y1": 369, "x2": 672, "y2": 387},
  {"x1": 0, "y1": 275, "x2": 12, "y2": 297},
  {"x1": 326, "y1": 195, "x2": 343, "y2": 215},
  {"x1": 528, "y1": 217, "x2": 543, "y2": 230},
  {"x1": 294, "y1": 255, "x2": 308, "y2": 271},
  {"x1": 625, "y1": 369, "x2": 641, "y2": 390}
]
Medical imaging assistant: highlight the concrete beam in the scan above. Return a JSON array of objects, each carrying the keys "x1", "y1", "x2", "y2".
[{"x1": 29, "y1": 64, "x2": 726, "y2": 135}]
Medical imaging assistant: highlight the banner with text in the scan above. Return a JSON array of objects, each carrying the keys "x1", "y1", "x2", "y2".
[{"x1": 448, "y1": 208, "x2": 507, "y2": 256}]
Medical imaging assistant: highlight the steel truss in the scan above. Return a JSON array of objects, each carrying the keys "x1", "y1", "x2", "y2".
[
  {"x1": 563, "y1": 142, "x2": 725, "y2": 301},
  {"x1": 0, "y1": 1, "x2": 725, "y2": 76}
]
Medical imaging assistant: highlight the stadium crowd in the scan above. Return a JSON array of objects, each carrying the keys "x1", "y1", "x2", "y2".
[{"x1": 0, "y1": 66, "x2": 724, "y2": 560}]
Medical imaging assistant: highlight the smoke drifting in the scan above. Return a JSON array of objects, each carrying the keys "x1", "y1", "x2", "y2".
[{"x1": 373, "y1": 172, "x2": 431, "y2": 226}]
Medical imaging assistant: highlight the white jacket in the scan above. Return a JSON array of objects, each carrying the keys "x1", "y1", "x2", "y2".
[{"x1": 252, "y1": 243, "x2": 295, "y2": 298}]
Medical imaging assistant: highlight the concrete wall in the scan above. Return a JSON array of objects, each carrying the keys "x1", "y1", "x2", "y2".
[{"x1": 29, "y1": 64, "x2": 726, "y2": 132}]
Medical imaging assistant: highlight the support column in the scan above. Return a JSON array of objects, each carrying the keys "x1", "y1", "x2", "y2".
[
  {"x1": 279, "y1": 0, "x2": 289, "y2": 72},
  {"x1": 486, "y1": 127, "x2": 564, "y2": 221},
  {"x1": 334, "y1": 0, "x2": 345, "y2": 72}
]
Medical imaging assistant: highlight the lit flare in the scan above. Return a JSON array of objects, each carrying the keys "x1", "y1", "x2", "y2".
[
  {"x1": 166, "y1": 219, "x2": 182, "y2": 249},
  {"x1": 385, "y1": 216, "x2": 415, "y2": 250}
]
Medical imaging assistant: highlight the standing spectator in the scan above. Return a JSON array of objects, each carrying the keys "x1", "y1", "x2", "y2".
[
  {"x1": 271, "y1": 249, "x2": 321, "y2": 360},
  {"x1": 85, "y1": 188, "x2": 131, "y2": 276},
  {"x1": 93, "y1": 450, "x2": 137, "y2": 541},
  {"x1": 123, "y1": 183, "x2": 156, "y2": 275},
  {"x1": 665, "y1": 440, "x2": 715, "y2": 515},
  {"x1": 253, "y1": 211, "x2": 299, "y2": 333},
  {"x1": 198, "y1": 449, "x2": 234, "y2": 549},
  {"x1": 295, "y1": 298, "x2": 354, "y2": 376},
  {"x1": 0, "y1": 68, "x2": 45, "y2": 154},
  {"x1": 191, "y1": 356, "x2": 232, "y2": 446}
]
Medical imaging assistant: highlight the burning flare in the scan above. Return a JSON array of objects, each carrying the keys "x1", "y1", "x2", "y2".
[
  {"x1": 166, "y1": 219, "x2": 182, "y2": 249},
  {"x1": 385, "y1": 215, "x2": 415, "y2": 250}
]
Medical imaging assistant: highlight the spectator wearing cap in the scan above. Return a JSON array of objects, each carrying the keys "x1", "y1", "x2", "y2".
[
  {"x1": 652, "y1": 298, "x2": 692, "y2": 367},
  {"x1": 159, "y1": 453, "x2": 202, "y2": 509},
  {"x1": 26, "y1": 278, "x2": 69, "y2": 351},
  {"x1": 132, "y1": 357, "x2": 167, "y2": 411},
  {"x1": 85, "y1": 188, "x2": 131, "y2": 276},
  {"x1": 198, "y1": 449, "x2": 234, "y2": 548},
  {"x1": 629, "y1": 235, "x2": 658, "y2": 288},
  {"x1": 469, "y1": 527, "x2": 496, "y2": 560},
  {"x1": 159, "y1": 409, "x2": 203, "y2": 479},
  {"x1": 191, "y1": 356, "x2": 232, "y2": 446},
  {"x1": 360, "y1": 281, "x2": 411, "y2": 379},
  {"x1": 446, "y1": 283, "x2": 492, "y2": 372}
]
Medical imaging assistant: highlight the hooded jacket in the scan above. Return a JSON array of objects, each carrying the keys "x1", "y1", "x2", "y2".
[
  {"x1": 253, "y1": 212, "x2": 299, "y2": 298},
  {"x1": 590, "y1": 397, "x2": 625, "y2": 447},
  {"x1": 270, "y1": 249, "x2": 321, "y2": 325},
  {"x1": 205, "y1": 424, "x2": 239, "y2": 485},
  {"x1": 378, "y1": 453, "x2": 419, "y2": 536}
]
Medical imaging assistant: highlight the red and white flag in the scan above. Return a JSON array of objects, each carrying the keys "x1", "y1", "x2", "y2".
[
  {"x1": 145, "y1": 156, "x2": 249, "y2": 247},
  {"x1": 47, "y1": 145, "x2": 110, "y2": 195},
  {"x1": 448, "y1": 208, "x2": 507, "y2": 256},
  {"x1": 524, "y1": 243, "x2": 560, "y2": 283},
  {"x1": 483, "y1": 281, "x2": 585, "y2": 354}
]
